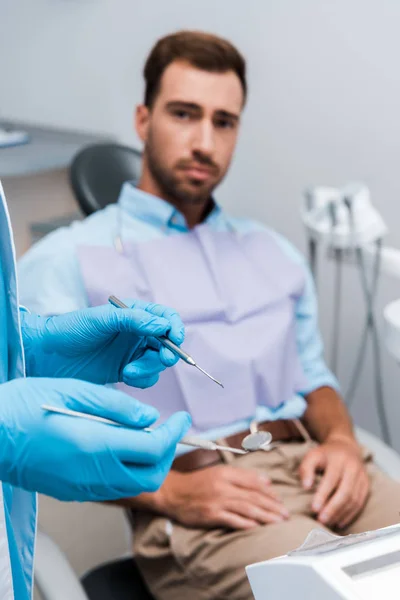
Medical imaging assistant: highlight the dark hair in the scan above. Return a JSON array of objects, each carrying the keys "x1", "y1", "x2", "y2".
[{"x1": 143, "y1": 30, "x2": 247, "y2": 107}]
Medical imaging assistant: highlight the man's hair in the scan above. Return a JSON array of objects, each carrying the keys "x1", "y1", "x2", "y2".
[{"x1": 143, "y1": 30, "x2": 247, "y2": 107}]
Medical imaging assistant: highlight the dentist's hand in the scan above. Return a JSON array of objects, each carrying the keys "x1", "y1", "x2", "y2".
[
  {"x1": 0, "y1": 377, "x2": 191, "y2": 501},
  {"x1": 20, "y1": 300, "x2": 184, "y2": 388}
]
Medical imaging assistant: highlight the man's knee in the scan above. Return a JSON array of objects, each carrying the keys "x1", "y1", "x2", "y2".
[
  {"x1": 136, "y1": 517, "x2": 327, "y2": 600},
  {"x1": 182, "y1": 518, "x2": 327, "y2": 600}
]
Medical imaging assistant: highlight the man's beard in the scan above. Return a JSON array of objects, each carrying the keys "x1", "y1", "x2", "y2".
[{"x1": 145, "y1": 134, "x2": 219, "y2": 205}]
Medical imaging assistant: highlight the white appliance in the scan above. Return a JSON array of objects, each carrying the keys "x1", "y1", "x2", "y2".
[{"x1": 246, "y1": 524, "x2": 400, "y2": 600}]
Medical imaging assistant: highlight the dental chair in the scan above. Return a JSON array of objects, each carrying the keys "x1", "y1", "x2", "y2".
[
  {"x1": 34, "y1": 427, "x2": 400, "y2": 600},
  {"x1": 29, "y1": 143, "x2": 142, "y2": 245},
  {"x1": 34, "y1": 500, "x2": 154, "y2": 600},
  {"x1": 35, "y1": 531, "x2": 152, "y2": 600},
  {"x1": 69, "y1": 143, "x2": 142, "y2": 216}
]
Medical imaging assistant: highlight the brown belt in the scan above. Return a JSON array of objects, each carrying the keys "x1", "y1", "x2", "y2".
[{"x1": 172, "y1": 419, "x2": 312, "y2": 473}]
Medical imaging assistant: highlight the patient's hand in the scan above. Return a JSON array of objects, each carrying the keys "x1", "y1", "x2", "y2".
[
  {"x1": 299, "y1": 437, "x2": 370, "y2": 529},
  {"x1": 158, "y1": 465, "x2": 289, "y2": 529}
]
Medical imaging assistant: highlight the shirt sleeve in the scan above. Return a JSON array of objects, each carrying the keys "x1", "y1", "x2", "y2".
[
  {"x1": 17, "y1": 229, "x2": 88, "y2": 315},
  {"x1": 295, "y1": 265, "x2": 340, "y2": 395},
  {"x1": 268, "y1": 229, "x2": 340, "y2": 395}
]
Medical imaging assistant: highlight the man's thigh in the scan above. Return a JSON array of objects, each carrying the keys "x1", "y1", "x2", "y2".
[
  {"x1": 134, "y1": 514, "x2": 328, "y2": 600},
  {"x1": 343, "y1": 463, "x2": 400, "y2": 535},
  {"x1": 134, "y1": 444, "x2": 317, "y2": 600}
]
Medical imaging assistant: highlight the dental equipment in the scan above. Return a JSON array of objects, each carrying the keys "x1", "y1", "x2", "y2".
[
  {"x1": 241, "y1": 420, "x2": 273, "y2": 451},
  {"x1": 41, "y1": 405, "x2": 247, "y2": 455},
  {"x1": 301, "y1": 183, "x2": 391, "y2": 445},
  {"x1": 108, "y1": 295, "x2": 224, "y2": 388}
]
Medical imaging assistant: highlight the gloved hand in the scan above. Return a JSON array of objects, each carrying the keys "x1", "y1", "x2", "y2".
[
  {"x1": 0, "y1": 377, "x2": 191, "y2": 501},
  {"x1": 20, "y1": 300, "x2": 185, "y2": 388}
]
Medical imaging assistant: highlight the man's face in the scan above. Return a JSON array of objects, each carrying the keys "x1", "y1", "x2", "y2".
[{"x1": 136, "y1": 60, "x2": 244, "y2": 204}]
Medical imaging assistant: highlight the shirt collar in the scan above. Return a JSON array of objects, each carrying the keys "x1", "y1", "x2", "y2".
[{"x1": 117, "y1": 181, "x2": 225, "y2": 231}]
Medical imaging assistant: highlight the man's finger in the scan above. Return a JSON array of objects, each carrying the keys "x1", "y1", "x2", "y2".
[
  {"x1": 312, "y1": 461, "x2": 342, "y2": 514},
  {"x1": 359, "y1": 474, "x2": 370, "y2": 506},
  {"x1": 337, "y1": 475, "x2": 370, "y2": 529},
  {"x1": 226, "y1": 472, "x2": 289, "y2": 517},
  {"x1": 227, "y1": 499, "x2": 286, "y2": 525},
  {"x1": 245, "y1": 491, "x2": 288, "y2": 518},
  {"x1": 228, "y1": 468, "x2": 275, "y2": 495},
  {"x1": 218, "y1": 510, "x2": 258, "y2": 530},
  {"x1": 299, "y1": 448, "x2": 326, "y2": 490},
  {"x1": 317, "y1": 464, "x2": 358, "y2": 525},
  {"x1": 337, "y1": 504, "x2": 361, "y2": 530},
  {"x1": 333, "y1": 473, "x2": 364, "y2": 527}
]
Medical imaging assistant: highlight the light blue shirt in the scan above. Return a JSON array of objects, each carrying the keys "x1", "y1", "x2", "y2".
[{"x1": 18, "y1": 183, "x2": 339, "y2": 442}]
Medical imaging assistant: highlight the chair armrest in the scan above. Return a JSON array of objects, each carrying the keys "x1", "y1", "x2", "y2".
[
  {"x1": 35, "y1": 530, "x2": 89, "y2": 600},
  {"x1": 355, "y1": 426, "x2": 400, "y2": 480}
]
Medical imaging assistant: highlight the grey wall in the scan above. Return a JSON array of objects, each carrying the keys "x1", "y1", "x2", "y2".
[{"x1": 2, "y1": 0, "x2": 400, "y2": 446}]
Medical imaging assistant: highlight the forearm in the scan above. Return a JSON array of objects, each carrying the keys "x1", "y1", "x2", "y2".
[
  {"x1": 107, "y1": 492, "x2": 162, "y2": 512},
  {"x1": 302, "y1": 386, "x2": 357, "y2": 445},
  {"x1": 106, "y1": 471, "x2": 179, "y2": 514}
]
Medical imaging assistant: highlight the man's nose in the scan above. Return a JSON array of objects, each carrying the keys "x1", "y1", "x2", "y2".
[{"x1": 192, "y1": 120, "x2": 215, "y2": 157}]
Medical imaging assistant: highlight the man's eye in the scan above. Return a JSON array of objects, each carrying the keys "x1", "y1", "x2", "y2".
[
  {"x1": 216, "y1": 119, "x2": 235, "y2": 129},
  {"x1": 174, "y1": 110, "x2": 190, "y2": 120}
]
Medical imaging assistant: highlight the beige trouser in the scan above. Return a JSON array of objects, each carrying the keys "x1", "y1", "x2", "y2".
[{"x1": 133, "y1": 441, "x2": 400, "y2": 600}]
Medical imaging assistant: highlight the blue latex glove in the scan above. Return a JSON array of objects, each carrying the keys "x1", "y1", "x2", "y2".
[
  {"x1": 20, "y1": 300, "x2": 185, "y2": 388},
  {"x1": 0, "y1": 377, "x2": 191, "y2": 501}
]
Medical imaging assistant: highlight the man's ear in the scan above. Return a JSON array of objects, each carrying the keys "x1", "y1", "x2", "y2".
[{"x1": 135, "y1": 105, "x2": 150, "y2": 142}]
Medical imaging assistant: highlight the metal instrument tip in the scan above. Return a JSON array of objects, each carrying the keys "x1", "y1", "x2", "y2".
[{"x1": 194, "y1": 364, "x2": 224, "y2": 388}]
